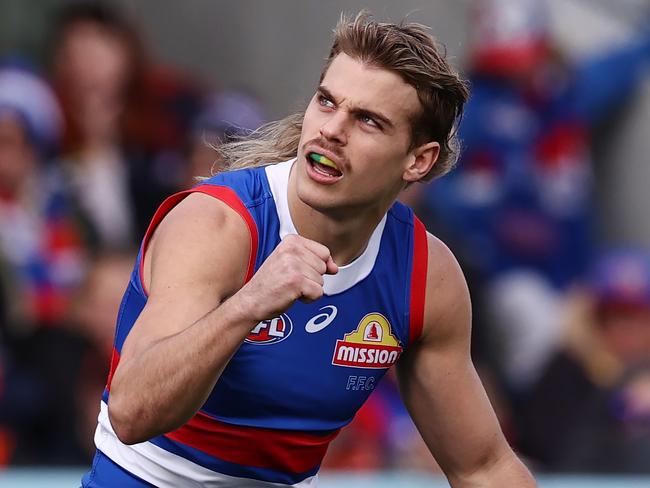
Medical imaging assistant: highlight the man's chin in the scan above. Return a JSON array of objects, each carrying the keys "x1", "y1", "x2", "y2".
[
  {"x1": 297, "y1": 186, "x2": 329, "y2": 211},
  {"x1": 296, "y1": 181, "x2": 342, "y2": 214}
]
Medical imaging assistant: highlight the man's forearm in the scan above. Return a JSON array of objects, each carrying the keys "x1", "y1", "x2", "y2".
[{"x1": 108, "y1": 294, "x2": 256, "y2": 444}]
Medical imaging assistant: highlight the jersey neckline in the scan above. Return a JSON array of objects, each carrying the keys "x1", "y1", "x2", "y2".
[{"x1": 265, "y1": 159, "x2": 386, "y2": 295}]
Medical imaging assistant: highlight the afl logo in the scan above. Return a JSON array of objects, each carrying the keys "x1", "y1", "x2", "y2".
[{"x1": 245, "y1": 314, "x2": 293, "y2": 345}]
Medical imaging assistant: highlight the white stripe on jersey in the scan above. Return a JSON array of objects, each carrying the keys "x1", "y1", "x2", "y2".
[{"x1": 94, "y1": 401, "x2": 319, "y2": 488}]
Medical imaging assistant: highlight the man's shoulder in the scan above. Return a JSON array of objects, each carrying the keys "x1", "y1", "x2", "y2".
[
  {"x1": 420, "y1": 232, "x2": 471, "y2": 342},
  {"x1": 425, "y1": 232, "x2": 458, "y2": 269},
  {"x1": 425, "y1": 233, "x2": 467, "y2": 299},
  {"x1": 198, "y1": 165, "x2": 271, "y2": 207},
  {"x1": 157, "y1": 191, "x2": 251, "y2": 240}
]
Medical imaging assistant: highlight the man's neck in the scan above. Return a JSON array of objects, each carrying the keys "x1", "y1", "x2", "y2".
[{"x1": 286, "y1": 169, "x2": 390, "y2": 266}]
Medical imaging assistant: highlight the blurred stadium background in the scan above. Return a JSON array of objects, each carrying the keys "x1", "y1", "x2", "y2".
[{"x1": 0, "y1": 0, "x2": 650, "y2": 486}]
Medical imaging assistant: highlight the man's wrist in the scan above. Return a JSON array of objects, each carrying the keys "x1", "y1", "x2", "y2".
[{"x1": 220, "y1": 289, "x2": 261, "y2": 331}]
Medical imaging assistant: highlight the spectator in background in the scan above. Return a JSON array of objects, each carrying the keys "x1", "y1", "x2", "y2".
[
  {"x1": 50, "y1": 2, "x2": 203, "y2": 250},
  {"x1": 0, "y1": 251, "x2": 135, "y2": 466},
  {"x1": 50, "y1": 3, "x2": 141, "y2": 250},
  {"x1": 0, "y1": 63, "x2": 87, "y2": 329},
  {"x1": 0, "y1": 63, "x2": 92, "y2": 465},
  {"x1": 186, "y1": 90, "x2": 266, "y2": 186},
  {"x1": 424, "y1": 0, "x2": 650, "y2": 394},
  {"x1": 522, "y1": 249, "x2": 650, "y2": 472}
]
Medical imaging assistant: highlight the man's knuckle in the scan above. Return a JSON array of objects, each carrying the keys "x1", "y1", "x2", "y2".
[
  {"x1": 284, "y1": 234, "x2": 300, "y2": 246},
  {"x1": 288, "y1": 273, "x2": 303, "y2": 289},
  {"x1": 278, "y1": 243, "x2": 292, "y2": 255}
]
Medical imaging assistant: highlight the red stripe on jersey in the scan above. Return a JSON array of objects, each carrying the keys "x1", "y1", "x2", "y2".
[
  {"x1": 409, "y1": 217, "x2": 428, "y2": 344},
  {"x1": 195, "y1": 185, "x2": 259, "y2": 283},
  {"x1": 105, "y1": 347, "x2": 120, "y2": 391},
  {"x1": 138, "y1": 185, "x2": 259, "y2": 295},
  {"x1": 165, "y1": 412, "x2": 340, "y2": 473}
]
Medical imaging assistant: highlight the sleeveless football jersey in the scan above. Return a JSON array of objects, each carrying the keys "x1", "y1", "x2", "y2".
[{"x1": 85, "y1": 159, "x2": 429, "y2": 487}]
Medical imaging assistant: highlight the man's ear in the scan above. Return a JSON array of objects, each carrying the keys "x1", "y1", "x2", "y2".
[{"x1": 403, "y1": 141, "x2": 440, "y2": 183}]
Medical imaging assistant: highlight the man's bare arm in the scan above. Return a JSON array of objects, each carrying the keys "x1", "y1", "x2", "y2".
[
  {"x1": 397, "y1": 234, "x2": 536, "y2": 487},
  {"x1": 108, "y1": 193, "x2": 337, "y2": 444}
]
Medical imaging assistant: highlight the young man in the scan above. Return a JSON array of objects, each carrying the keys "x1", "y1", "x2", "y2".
[{"x1": 83, "y1": 13, "x2": 536, "y2": 488}]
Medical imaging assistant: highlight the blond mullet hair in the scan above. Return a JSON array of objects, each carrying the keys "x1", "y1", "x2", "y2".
[{"x1": 218, "y1": 11, "x2": 468, "y2": 181}]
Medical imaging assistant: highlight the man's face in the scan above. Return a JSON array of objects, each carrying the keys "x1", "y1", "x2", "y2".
[{"x1": 295, "y1": 53, "x2": 424, "y2": 215}]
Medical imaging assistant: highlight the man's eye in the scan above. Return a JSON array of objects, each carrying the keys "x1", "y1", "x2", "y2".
[
  {"x1": 318, "y1": 95, "x2": 335, "y2": 108},
  {"x1": 360, "y1": 114, "x2": 379, "y2": 128}
]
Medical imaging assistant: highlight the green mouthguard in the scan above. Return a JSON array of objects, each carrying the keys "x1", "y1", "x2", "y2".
[{"x1": 309, "y1": 153, "x2": 338, "y2": 169}]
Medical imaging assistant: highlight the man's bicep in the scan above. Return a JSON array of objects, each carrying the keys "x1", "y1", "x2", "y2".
[
  {"x1": 397, "y1": 235, "x2": 508, "y2": 480},
  {"x1": 124, "y1": 192, "x2": 252, "y2": 358}
]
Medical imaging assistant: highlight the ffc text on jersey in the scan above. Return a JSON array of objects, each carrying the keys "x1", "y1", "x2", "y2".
[
  {"x1": 245, "y1": 314, "x2": 293, "y2": 345},
  {"x1": 332, "y1": 312, "x2": 403, "y2": 368}
]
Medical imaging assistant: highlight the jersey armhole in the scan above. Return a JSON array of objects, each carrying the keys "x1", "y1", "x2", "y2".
[
  {"x1": 138, "y1": 184, "x2": 259, "y2": 297},
  {"x1": 408, "y1": 217, "x2": 428, "y2": 345}
]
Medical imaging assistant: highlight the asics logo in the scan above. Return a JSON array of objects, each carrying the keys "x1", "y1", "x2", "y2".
[{"x1": 305, "y1": 305, "x2": 338, "y2": 333}]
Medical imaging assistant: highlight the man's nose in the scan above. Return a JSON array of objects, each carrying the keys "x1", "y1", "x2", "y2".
[{"x1": 319, "y1": 112, "x2": 348, "y2": 145}]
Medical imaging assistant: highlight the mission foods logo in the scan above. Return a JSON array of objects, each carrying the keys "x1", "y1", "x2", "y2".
[
  {"x1": 332, "y1": 313, "x2": 402, "y2": 369},
  {"x1": 245, "y1": 314, "x2": 292, "y2": 345}
]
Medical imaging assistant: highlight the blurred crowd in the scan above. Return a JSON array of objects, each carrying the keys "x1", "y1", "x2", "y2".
[
  {"x1": 0, "y1": 2, "x2": 266, "y2": 466},
  {"x1": 0, "y1": 0, "x2": 650, "y2": 476}
]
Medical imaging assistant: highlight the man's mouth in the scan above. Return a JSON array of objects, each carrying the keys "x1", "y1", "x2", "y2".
[{"x1": 307, "y1": 152, "x2": 343, "y2": 178}]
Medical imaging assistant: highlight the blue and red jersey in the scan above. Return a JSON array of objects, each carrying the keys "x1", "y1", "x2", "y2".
[{"x1": 86, "y1": 159, "x2": 428, "y2": 487}]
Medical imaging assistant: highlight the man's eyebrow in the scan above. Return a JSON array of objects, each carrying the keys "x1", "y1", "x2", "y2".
[
  {"x1": 317, "y1": 86, "x2": 337, "y2": 104},
  {"x1": 317, "y1": 85, "x2": 395, "y2": 130},
  {"x1": 351, "y1": 107, "x2": 394, "y2": 130}
]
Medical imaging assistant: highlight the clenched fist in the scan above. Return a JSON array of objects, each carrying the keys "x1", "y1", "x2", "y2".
[{"x1": 236, "y1": 234, "x2": 338, "y2": 323}]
